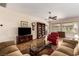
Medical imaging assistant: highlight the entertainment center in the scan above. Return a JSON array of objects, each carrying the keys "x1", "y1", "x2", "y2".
[
  {"x1": 16, "y1": 27, "x2": 32, "y2": 44},
  {"x1": 16, "y1": 35, "x2": 32, "y2": 44},
  {"x1": 16, "y1": 22, "x2": 46, "y2": 44}
]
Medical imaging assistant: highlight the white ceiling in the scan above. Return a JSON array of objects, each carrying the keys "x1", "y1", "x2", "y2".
[{"x1": 6, "y1": 3, "x2": 79, "y2": 20}]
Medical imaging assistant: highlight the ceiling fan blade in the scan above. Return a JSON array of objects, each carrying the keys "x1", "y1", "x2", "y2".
[{"x1": 49, "y1": 16, "x2": 57, "y2": 20}]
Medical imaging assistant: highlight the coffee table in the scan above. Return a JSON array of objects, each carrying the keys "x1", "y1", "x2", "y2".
[
  {"x1": 30, "y1": 43, "x2": 53, "y2": 56},
  {"x1": 38, "y1": 48, "x2": 53, "y2": 55},
  {"x1": 30, "y1": 46, "x2": 45, "y2": 56}
]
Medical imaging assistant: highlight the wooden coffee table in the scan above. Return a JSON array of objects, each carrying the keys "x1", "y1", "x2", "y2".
[
  {"x1": 30, "y1": 43, "x2": 53, "y2": 56},
  {"x1": 38, "y1": 48, "x2": 53, "y2": 55},
  {"x1": 30, "y1": 46, "x2": 45, "y2": 56}
]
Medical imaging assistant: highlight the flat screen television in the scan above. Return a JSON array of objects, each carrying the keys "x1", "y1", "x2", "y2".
[{"x1": 18, "y1": 27, "x2": 31, "y2": 36}]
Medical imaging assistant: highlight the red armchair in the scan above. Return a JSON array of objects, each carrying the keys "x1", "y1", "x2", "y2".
[{"x1": 47, "y1": 32, "x2": 59, "y2": 45}]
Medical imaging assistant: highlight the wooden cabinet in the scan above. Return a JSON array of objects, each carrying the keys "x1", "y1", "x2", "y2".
[
  {"x1": 37, "y1": 22, "x2": 45, "y2": 39},
  {"x1": 58, "y1": 32, "x2": 65, "y2": 38},
  {"x1": 16, "y1": 35, "x2": 33, "y2": 44}
]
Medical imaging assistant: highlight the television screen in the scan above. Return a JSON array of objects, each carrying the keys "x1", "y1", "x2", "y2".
[{"x1": 18, "y1": 27, "x2": 31, "y2": 36}]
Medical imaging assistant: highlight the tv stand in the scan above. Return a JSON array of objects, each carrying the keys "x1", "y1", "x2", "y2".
[{"x1": 16, "y1": 35, "x2": 33, "y2": 44}]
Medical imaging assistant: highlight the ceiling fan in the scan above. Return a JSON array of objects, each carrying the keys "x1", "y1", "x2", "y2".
[{"x1": 48, "y1": 11, "x2": 57, "y2": 20}]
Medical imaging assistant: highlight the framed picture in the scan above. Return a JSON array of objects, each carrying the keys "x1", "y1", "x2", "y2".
[
  {"x1": 20, "y1": 21, "x2": 28, "y2": 27},
  {"x1": 32, "y1": 22, "x2": 35, "y2": 31}
]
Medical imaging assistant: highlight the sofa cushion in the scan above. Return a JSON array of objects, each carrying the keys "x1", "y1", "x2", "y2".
[
  {"x1": 31, "y1": 39, "x2": 45, "y2": 48},
  {"x1": 51, "y1": 50, "x2": 68, "y2": 56},
  {"x1": 61, "y1": 42, "x2": 76, "y2": 49},
  {"x1": 57, "y1": 46, "x2": 74, "y2": 56},
  {"x1": 6, "y1": 50, "x2": 22, "y2": 56},
  {"x1": 37, "y1": 39, "x2": 45, "y2": 48},
  {"x1": 17, "y1": 42, "x2": 31, "y2": 54},
  {"x1": 0, "y1": 41, "x2": 22, "y2": 56},
  {"x1": 0, "y1": 40, "x2": 15, "y2": 49},
  {"x1": 74, "y1": 44, "x2": 79, "y2": 56},
  {"x1": 63, "y1": 39, "x2": 78, "y2": 47},
  {"x1": 0, "y1": 45, "x2": 21, "y2": 56},
  {"x1": 31, "y1": 40, "x2": 37, "y2": 48}
]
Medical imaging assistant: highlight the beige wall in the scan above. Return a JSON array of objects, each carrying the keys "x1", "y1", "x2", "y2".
[{"x1": 0, "y1": 6, "x2": 48, "y2": 42}]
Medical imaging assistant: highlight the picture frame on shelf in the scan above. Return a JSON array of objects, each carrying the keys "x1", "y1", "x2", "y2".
[
  {"x1": 20, "y1": 21, "x2": 28, "y2": 27},
  {"x1": 32, "y1": 22, "x2": 35, "y2": 31}
]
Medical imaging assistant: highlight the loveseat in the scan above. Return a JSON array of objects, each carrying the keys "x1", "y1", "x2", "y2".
[
  {"x1": 0, "y1": 40, "x2": 22, "y2": 56},
  {"x1": 51, "y1": 39, "x2": 79, "y2": 56}
]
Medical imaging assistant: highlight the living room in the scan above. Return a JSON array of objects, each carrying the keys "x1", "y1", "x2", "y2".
[{"x1": 0, "y1": 3, "x2": 79, "y2": 56}]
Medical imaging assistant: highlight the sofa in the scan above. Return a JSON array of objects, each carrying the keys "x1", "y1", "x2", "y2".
[
  {"x1": 1, "y1": 38, "x2": 79, "y2": 56},
  {"x1": 51, "y1": 39, "x2": 79, "y2": 56},
  {"x1": 0, "y1": 40, "x2": 22, "y2": 56}
]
